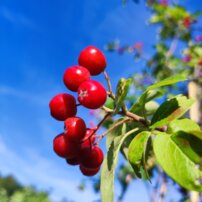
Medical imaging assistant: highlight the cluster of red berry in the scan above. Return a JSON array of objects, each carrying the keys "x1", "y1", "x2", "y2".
[{"x1": 49, "y1": 46, "x2": 108, "y2": 176}]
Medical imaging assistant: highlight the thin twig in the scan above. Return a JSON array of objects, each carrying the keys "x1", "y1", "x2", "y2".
[
  {"x1": 101, "y1": 106, "x2": 113, "y2": 113},
  {"x1": 96, "y1": 118, "x2": 131, "y2": 144},
  {"x1": 104, "y1": 71, "x2": 115, "y2": 99},
  {"x1": 101, "y1": 105, "x2": 148, "y2": 126},
  {"x1": 81, "y1": 112, "x2": 112, "y2": 143}
]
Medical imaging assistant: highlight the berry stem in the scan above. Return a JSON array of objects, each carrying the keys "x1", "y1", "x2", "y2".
[
  {"x1": 96, "y1": 119, "x2": 137, "y2": 144},
  {"x1": 81, "y1": 112, "x2": 111, "y2": 143},
  {"x1": 101, "y1": 106, "x2": 148, "y2": 127},
  {"x1": 104, "y1": 71, "x2": 115, "y2": 100}
]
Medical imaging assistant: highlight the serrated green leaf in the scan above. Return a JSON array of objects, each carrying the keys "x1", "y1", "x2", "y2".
[
  {"x1": 114, "y1": 78, "x2": 132, "y2": 114},
  {"x1": 153, "y1": 132, "x2": 202, "y2": 191},
  {"x1": 150, "y1": 95, "x2": 194, "y2": 129},
  {"x1": 101, "y1": 125, "x2": 139, "y2": 202},
  {"x1": 167, "y1": 118, "x2": 200, "y2": 134},
  {"x1": 128, "y1": 131, "x2": 151, "y2": 178}
]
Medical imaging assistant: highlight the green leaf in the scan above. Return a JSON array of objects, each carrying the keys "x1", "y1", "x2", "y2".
[
  {"x1": 128, "y1": 131, "x2": 151, "y2": 179},
  {"x1": 167, "y1": 118, "x2": 200, "y2": 134},
  {"x1": 120, "y1": 122, "x2": 146, "y2": 159},
  {"x1": 130, "y1": 89, "x2": 163, "y2": 114},
  {"x1": 150, "y1": 95, "x2": 194, "y2": 129},
  {"x1": 101, "y1": 124, "x2": 139, "y2": 202},
  {"x1": 153, "y1": 132, "x2": 202, "y2": 191},
  {"x1": 172, "y1": 131, "x2": 202, "y2": 167},
  {"x1": 114, "y1": 78, "x2": 132, "y2": 114},
  {"x1": 147, "y1": 74, "x2": 187, "y2": 91},
  {"x1": 130, "y1": 74, "x2": 186, "y2": 114}
]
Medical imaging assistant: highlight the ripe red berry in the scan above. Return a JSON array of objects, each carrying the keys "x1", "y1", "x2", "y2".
[
  {"x1": 81, "y1": 129, "x2": 96, "y2": 148},
  {"x1": 78, "y1": 80, "x2": 107, "y2": 109},
  {"x1": 53, "y1": 133, "x2": 80, "y2": 159},
  {"x1": 80, "y1": 146, "x2": 104, "y2": 169},
  {"x1": 64, "y1": 117, "x2": 86, "y2": 142},
  {"x1": 49, "y1": 93, "x2": 77, "y2": 121},
  {"x1": 78, "y1": 46, "x2": 107, "y2": 75},
  {"x1": 198, "y1": 59, "x2": 202, "y2": 66},
  {"x1": 183, "y1": 16, "x2": 191, "y2": 28},
  {"x1": 79, "y1": 165, "x2": 100, "y2": 176},
  {"x1": 66, "y1": 156, "x2": 80, "y2": 166},
  {"x1": 63, "y1": 65, "x2": 90, "y2": 92}
]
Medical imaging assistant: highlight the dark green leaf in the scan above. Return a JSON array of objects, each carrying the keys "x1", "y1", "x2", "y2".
[
  {"x1": 153, "y1": 132, "x2": 202, "y2": 191},
  {"x1": 151, "y1": 95, "x2": 194, "y2": 129}
]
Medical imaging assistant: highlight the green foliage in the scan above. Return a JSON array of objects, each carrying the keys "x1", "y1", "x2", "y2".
[
  {"x1": 114, "y1": 78, "x2": 132, "y2": 114},
  {"x1": 167, "y1": 118, "x2": 200, "y2": 133},
  {"x1": 100, "y1": 1, "x2": 202, "y2": 201},
  {"x1": 0, "y1": 175, "x2": 22, "y2": 196},
  {"x1": 0, "y1": 174, "x2": 50, "y2": 202},
  {"x1": 151, "y1": 95, "x2": 194, "y2": 128},
  {"x1": 130, "y1": 74, "x2": 187, "y2": 116},
  {"x1": 128, "y1": 131, "x2": 151, "y2": 178},
  {"x1": 153, "y1": 132, "x2": 202, "y2": 191},
  {"x1": 101, "y1": 121, "x2": 140, "y2": 202}
]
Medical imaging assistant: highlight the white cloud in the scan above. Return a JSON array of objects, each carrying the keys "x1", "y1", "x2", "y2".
[{"x1": 0, "y1": 6, "x2": 36, "y2": 29}]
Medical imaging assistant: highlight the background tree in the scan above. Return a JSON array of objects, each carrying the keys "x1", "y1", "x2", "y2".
[{"x1": 0, "y1": 174, "x2": 51, "y2": 202}]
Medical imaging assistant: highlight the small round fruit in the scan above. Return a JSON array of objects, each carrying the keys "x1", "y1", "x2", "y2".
[
  {"x1": 198, "y1": 59, "x2": 202, "y2": 66},
  {"x1": 64, "y1": 117, "x2": 86, "y2": 142},
  {"x1": 53, "y1": 133, "x2": 80, "y2": 159},
  {"x1": 78, "y1": 46, "x2": 106, "y2": 75},
  {"x1": 63, "y1": 65, "x2": 90, "y2": 92},
  {"x1": 80, "y1": 165, "x2": 100, "y2": 176},
  {"x1": 66, "y1": 156, "x2": 80, "y2": 166},
  {"x1": 81, "y1": 129, "x2": 96, "y2": 148},
  {"x1": 49, "y1": 93, "x2": 77, "y2": 121},
  {"x1": 78, "y1": 80, "x2": 107, "y2": 109},
  {"x1": 80, "y1": 146, "x2": 104, "y2": 169}
]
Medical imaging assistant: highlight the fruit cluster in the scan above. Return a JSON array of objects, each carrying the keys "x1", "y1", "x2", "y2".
[{"x1": 49, "y1": 46, "x2": 107, "y2": 176}]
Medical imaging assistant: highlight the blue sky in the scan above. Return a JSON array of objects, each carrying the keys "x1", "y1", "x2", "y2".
[{"x1": 0, "y1": 0, "x2": 202, "y2": 201}]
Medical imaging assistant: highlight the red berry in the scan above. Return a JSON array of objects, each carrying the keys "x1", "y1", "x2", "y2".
[
  {"x1": 198, "y1": 59, "x2": 202, "y2": 66},
  {"x1": 79, "y1": 165, "x2": 100, "y2": 176},
  {"x1": 64, "y1": 117, "x2": 86, "y2": 142},
  {"x1": 80, "y1": 146, "x2": 104, "y2": 169},
  {"x1": 63, "y1": 65, "x2": 90, "y2": 92},
  {"x1": 81, "y1": 129, "x2": 96, "y2": 148},
  {"x1": 78, "y1": 46, "x2": 107, "y2": 75},
  {"x1": 78, "y1": 80, "x2": 107, "y2": 109},
  {"x1": 66, "y1": 156, "x2": 80, "y2": 166},
  {"x1": 183, "y1": 16, "x2": 191, "y2": 28},
  {"x1": 49, "y1": 93, "x2": 77, "y2": 121},
  {"x1": 53, "y1": 133, "x2": 80, "y2": 159}
]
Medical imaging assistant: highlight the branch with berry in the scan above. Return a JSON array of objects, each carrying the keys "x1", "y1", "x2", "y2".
[{"x1": 49, "y1": 45, "x2": 202, "y2": 202}]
